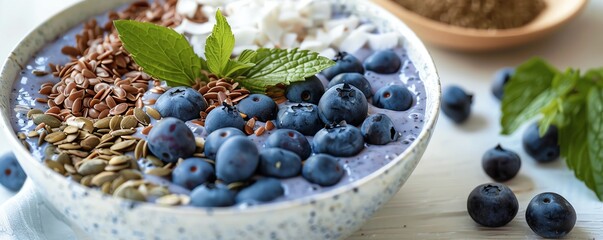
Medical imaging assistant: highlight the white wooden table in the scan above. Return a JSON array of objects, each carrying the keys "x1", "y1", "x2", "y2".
[{"x1": 1, "y1": 0, "x2": 602, "y2": 239}]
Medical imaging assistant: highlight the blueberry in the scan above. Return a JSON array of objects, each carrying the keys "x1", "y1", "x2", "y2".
[
  {"x1": 258, "y1": 148, "x2": 302, "y2": 178},
  {"x1": 313, "y1": 122, "x2": 364, "y2": 157},
  {"x1": 265, "y1": 129, "x2": 312, "y2": 159},
  {"x1": 491, "y1": 67, "x2": 515, "y2": 101},
  {"x1": 0, "y1": 152, "x2": 27, "y2": 191},
  {"x1": 482, "y1": 144, "x2": 521, "y2": 182},
  {"x1": 147, "y1": 117, "x2": 196, "y2": 163},
  {"x1": 285, "y1": 76, "x2": 325, "y2": 104},
  {"x1": 235, "y1": 178, "x2": 284, "y2": 204},
  {"x1": 522, "y1": 123, "x2": 560, "y2": 163},
  {"x1": 328, "y1": 73, "x2": 373, "y2": 98},
  {"x1": 321, "y1": 52, "x2": 365, "y2": 80},
  {"x1": 154, "y1": 86, "x2": 207, "y2": 121},
  {"x1": 467, "y1": 183, "x2": 518, "y2": 227},
  {"x1": 204, "y1": 103, "x2": 246, "y2": 134},
  {"x1": 190, "y1": 184, "x2": 236, "y2": 207},
  {"x1": 318, "y1": 83, "x2": 368, "y2": 126},
  {"x1": 276, "y1": 103, "x2": 323, "y2": 136},
  {"x1": 373, "y1": 84, "x2": 413, "y2": 111},
  {"x1": 215, "y1": 136, "x2": 259, "y2": 183},
  {"x1": 360, "y1": 114, "x2": 399, "y2": 145},
  {"x1": 171, "y1": 158, "x2": 215, "y2": 190},
  {"x1": 204, "y1": 127, "x2": 245, "y2": 160},
  {"x1": 236, "y1": 94, "x2": 277, "y2": 122},
  {"x1": 526, "y1": 192, "x2": 576, "y2": 238},
  {"x1": 302, "y1": 154, "x2": 344, "y2": 186},
  {"x1": 363, "y1": 49, "x2": 401, "y2": 74},
  {"x1": 441, "y1": 85, "x2": 473, "y2": 123}
]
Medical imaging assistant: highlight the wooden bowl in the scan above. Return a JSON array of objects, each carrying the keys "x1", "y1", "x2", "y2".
[{"x1": 371, "y1": 0, "x2": 588, "y2": 51}]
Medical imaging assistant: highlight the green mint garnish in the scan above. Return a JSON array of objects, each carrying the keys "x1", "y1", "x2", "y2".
[
  {"x1": 238, "y1": 48, "x2": 336, "y2": 93},
  {"x1": 501, "y1": 58, "x2": 603, "y2": 200},
  {"x1": 113, "y1": 20, "x2": 204, "y2": 86},
  {"x1": 115, "y1": 9, "x2": 334, "y2": 93}
]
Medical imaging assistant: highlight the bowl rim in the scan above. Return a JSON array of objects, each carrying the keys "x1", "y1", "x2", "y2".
[
  {"x1": 371, "y1": 0, "x2": 589, "y2": 38},
  {"x1": 0, "y1": 0, "x2": 440, "y2": 215}
]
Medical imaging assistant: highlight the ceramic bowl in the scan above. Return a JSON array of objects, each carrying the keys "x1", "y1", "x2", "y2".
[
  {"x1": 0, "y1": 0, "x2": 440, "y2": 239},
  {"x1": 371, "y1": 0, "x2": 588, "y2": 51}
]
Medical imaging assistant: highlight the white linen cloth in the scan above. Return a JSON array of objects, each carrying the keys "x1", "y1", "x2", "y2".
[{"x1": 0, "y1": 180, "x2": 90, "y2": 240}]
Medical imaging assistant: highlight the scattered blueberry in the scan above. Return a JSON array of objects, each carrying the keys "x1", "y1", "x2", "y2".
[
  {"x1": 363, "y1": 49, "x2": 401, "y2": 74},
  {"x1": 313, "y1": 122, "x2": 364, "y2": 157},
  {"x1": 0, "y1": 152, "x2": 27, "y2": 191},
  {"x1": 276, "y1": 103, "x2": 323, "y2": 136},
  {"x1": 215, "y1": 136, "x2": 259, "y2": 183},
  {"x1": 204, "y1": 103, "x2": 246, "y2": 134},
  {"x1": 467, "y1": 183, "x2": 518, "y2": 227},
  {"x1": 441, "y1": 85, "x2": 473, "y2": 123},
  {"x1": 373, "y1": 84, "x2": 413, "y2": 111},
  {"x1": 190, "y1": 184, "x2": 236, "y2": 207},
  {"x1": 360, "y1": 114, "x2": 399, "y2": 145},
  {"x1": 154, "y1": 86, "x2": 207, "y2": 121},
  {"x1": 285, "y1": 76, "x2": 325, "y2": 104},
  {"x1": 491, "y1": 67, "x2": 515, "y2": 101},
  {"x1": 522, "y1": 123, "x2": 560, "y2": 163},
  {"x1": 171, "y1": 158, "x2": 215, "y2": 190},
  {"x1": 147, "y1": 117, "x2": 196, "y2": 163},
  {"x1": 258, "y1": 148, "x2": 302, "y2": 178},
  {"x1": 321, "y1": 52, "x2": 365, "y2": 80},
  {"x1": 328, "y1": 73, "x2": 373, "y2": 98},
  {"x1": 237, "y1": 94, "x2": 277, "y2": 122},
  {"x1": 204, "y1": 127, "x2": 245, "y2": 160},
  {"x1": 526, "y1": 192, "x2": 576, "y2": 238},
  {"x1": 235, "y1": 178, "x2": 284, "y2": 204},
  {"x1": 318, "y1": 83, "x2": 368, "y2": 126},
  {"x1": 482, "y1": 144, "x2": 521, "y2": 182},
  {"x1": 302, "y1": 154, "x2": 344, "y2": 186}
]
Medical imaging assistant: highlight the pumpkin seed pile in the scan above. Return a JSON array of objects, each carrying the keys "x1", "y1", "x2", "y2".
[{"x1": 17, "y1": 106, "x2": 195, "y2": 205}]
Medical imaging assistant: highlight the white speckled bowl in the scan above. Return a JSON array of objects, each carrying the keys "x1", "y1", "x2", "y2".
[{"x1": 0, "y1": 0, "x2": 440, "y2": 239}]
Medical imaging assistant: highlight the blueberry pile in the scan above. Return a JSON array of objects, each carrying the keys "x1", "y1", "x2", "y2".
[
  {"x1": 142, "y1": 49, "x2": 418, "y2": 207},
  {"x1": 462, "y1": 67, "x2": 577, "y2": 237}
]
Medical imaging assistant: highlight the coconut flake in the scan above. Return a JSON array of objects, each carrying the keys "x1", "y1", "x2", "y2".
[
  {"x1": 176, "y1": 0, "x2": 198, "y2": 18},
  {"x1": 368, "y1": 32, "x2": 401, "y2": 50}
]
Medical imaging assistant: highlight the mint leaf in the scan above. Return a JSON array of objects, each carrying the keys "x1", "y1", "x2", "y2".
[
  {"x1": 538, "y1": 69, "x2": 580, "y2": 135},
  {"x1": 223, "y1": 60, "x2": 255, "y2": 78},
  {"x1": 114, "y1": 20, "x2": 202, "y2": 86},
  {"x1": 205, "y1": 9, "x2": 235, "y2": 77},
  {"x1": 238, "y1": 48, "x2": 335, "y2": 93},
  {"x1": 575, "y1": 86, "x2": 603, "y2": 199},
  {"x1": 237, "y1": 49, "x2": 258, "y2": 63},
  {"x1": 501, "y1": 58, "x2": 558, "y2": 134}
]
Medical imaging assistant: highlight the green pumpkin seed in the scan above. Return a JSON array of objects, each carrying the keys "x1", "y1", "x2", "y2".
[
  {"x1": 109, "y1": 155, "x2": 132, "y2": 166},
  {"x1": 145, "y1": 167, "x2": 171, "y2": 177},
  {"x1": 120, "y1": 115, "x2": 138, "y2": 129},
  {"x1": 81, "y1": 136, "x2": 101, "y2": 150},
  {"x1": 119, "y1": 169, "x2": 143, "y2": 180},
  {"x1": 33, "y1": 114, "x2": 61, "y2": 128},
  {"x1": 77, "y1": 159, "x2": 107, "y2": 175},
  {"x1": 93, "y1": 117, "x2": 111, "y2": 129},
  {"x1": 27, "y1": 109, "x2": 44, "y2": 119},
  {"x1": 145, "y1": 107, "x2": 161, "y2": 120},
  {"x1": 110, "y1": 115, "x2": 123, "y2": 131},
  {"x1": 134, "y1": 108, "x2": 151, "y2": 125},
  {"x1": 91, "y1": 171, "x2": 119, "y2": 186},
  {"x1": 155, "y1": 194, "x2": 181, "y2": 206},
  {"x1": 44, "y1": 132, "x2": 66, "y2": 143},
  {"x1": 101, "y1": 181, "x2": 112, "y2": 194},
  {"x1": 110, "y1": 139, "x2": 136, "y2": 151},
  {"x1": 110, "y1": 129, "x2": 136, "y2": 137}
]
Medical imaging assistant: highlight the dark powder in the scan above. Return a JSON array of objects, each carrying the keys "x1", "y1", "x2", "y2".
[{"x1": 394, "y1": 0, "x2": 546, "y2": 30}]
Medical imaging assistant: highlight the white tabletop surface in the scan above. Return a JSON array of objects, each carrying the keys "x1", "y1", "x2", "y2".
[{"x1": 1, "y1": 0, "x2": 603, "y2": 239}]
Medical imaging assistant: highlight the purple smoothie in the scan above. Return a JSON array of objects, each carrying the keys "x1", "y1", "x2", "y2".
[{"x1": 9, "y1": 3, "x2": 427, "y2": 205}]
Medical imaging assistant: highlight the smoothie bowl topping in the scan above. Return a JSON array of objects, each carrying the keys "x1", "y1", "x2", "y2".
[{"x1": 11, "y1": 0, "x2": 428, "y2": 208}]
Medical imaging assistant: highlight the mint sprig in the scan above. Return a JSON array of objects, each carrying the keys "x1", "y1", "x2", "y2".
[
  {"x1": 114, "y1": 20, "x2": 204, "y2": 86},
  {"x1": 114, "y1": 10, "x2": 334, "y2": 92},
  {"x1": 501, "y1": 58, "x2": 603, "y2": 200}
]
